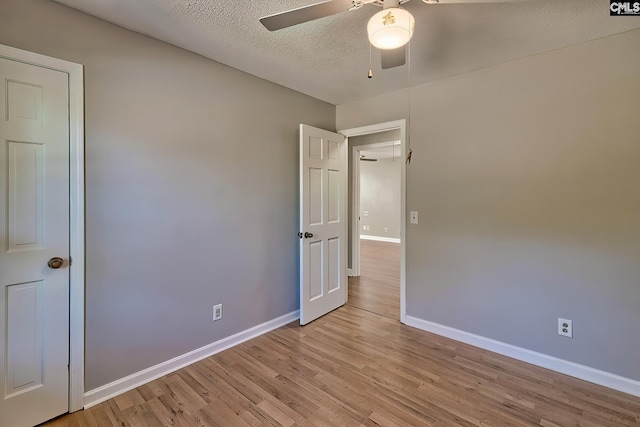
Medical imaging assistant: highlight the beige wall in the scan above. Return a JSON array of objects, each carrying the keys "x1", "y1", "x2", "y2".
[
  {"x1": 0, "y1": 0, "x2": 335, "y2": 390},
  {"x1": 360, "y1": 158, "x2": 401, "y2": 239},
  {"x1": 338, "y1": 29, "x2": 640, "y2": 380}
]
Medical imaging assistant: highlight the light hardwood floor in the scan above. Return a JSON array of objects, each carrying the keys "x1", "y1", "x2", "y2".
[
  {"x1": 347, "y1": 239, "x2": 400, "y2": 320},
  {"x1": 42, "y1": 243, "x2": 640, "y2": 426}
]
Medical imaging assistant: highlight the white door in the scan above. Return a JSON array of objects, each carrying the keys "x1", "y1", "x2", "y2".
[
  {"x1": 0, "y1": 57, "x2": 70, "y2": 427},
  {"x1": 299, "y1": 124, "x2": 347, "y2": 325}
]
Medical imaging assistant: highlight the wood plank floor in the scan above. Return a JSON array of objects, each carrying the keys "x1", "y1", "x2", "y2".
[
  {"x1": 42, "y1": 304, "x2": 640, "y2": 427},
  {"x1": 347, "y1": 239, "x2": 400, "y2": 320}
]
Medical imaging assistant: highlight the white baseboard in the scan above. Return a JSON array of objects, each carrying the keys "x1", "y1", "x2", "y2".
[
  {"x1": 405, "y1": 315, "x2": 640, "y2": 398},
  {"x1": 84, "y1": 310, "x2": 300, "y2": 408},
  {"x1": 360, "y1": 235, "x2": 401, "y2": 244}
]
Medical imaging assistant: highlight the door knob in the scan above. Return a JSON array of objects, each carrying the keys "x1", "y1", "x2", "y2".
[
  {"x1": 48, "y1": 257, "x2": 64, "y2": 269},
  {"x1": 304, "y1": 232, "x2": 313, "y2": 238}
]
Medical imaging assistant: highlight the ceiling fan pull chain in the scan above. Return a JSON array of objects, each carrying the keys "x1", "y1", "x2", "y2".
[{"x1": 368, "y1": 43, "x2": 373, "y2": 79}]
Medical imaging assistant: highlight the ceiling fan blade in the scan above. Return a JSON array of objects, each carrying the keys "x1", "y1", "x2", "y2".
[
  {"x1": 381, "y1": 47, "x2": 406, "y2": 69},
  {"x1": 260, "y1": 0, "x2": 356, "y2": 31}
]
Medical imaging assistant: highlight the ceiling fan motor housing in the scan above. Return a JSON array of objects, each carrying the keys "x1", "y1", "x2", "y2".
[{"x1": 367, "y1": 7, "x2": 416, "y2": 49}]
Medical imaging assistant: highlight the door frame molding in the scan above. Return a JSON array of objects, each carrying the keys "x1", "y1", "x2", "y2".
[
  {"x1": 0, "y1": 44, "x2": 85, "y2": 412},
  {"x1": 339, "y1": 120, "x2": 406, "y2": 323}
]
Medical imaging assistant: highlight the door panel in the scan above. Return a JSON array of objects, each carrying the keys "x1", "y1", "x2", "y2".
[
  {"x1": 8, "y1": 141, "x2": 45, "y2": 252},
  {"x1": 308, "y1": 240, "x2": 323, "y2": 301},
  {"x1": 7, "y1": 80, "x2": 43, "y2": 124},
  {"x1": 309, "y1": 136, "x2": 323, "y2": 159},
  {"x1": 327, "y1": 169, "x2": 340, "y2": 223},
  {"x1": 299, "y1": 124, "x2": 347, "y2": 325},
  {"x1": 309, "y1": 168, "x2": 323, "y2": 225},
  {"x1": 327, "y1": 237, "x2": 340, "y2": 292},
  {"x1": 0, "y1": 57, "x2": 70, "y2": 427},
  {"x1": 6, "y1": 281, "x2": 44, "y2": 398}
]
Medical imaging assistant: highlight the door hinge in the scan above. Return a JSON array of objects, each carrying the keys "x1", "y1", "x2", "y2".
[{"x1": 69, "y1": 256, "x2": 73, "y2": 266}]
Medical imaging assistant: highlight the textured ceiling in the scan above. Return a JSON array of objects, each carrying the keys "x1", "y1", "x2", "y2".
[{"x1": 52, "y1": 0, "x2": 640, "y2": 105}]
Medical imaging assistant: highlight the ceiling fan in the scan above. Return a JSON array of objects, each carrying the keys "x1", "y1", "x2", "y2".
[
  {"x1": 260, "y1": 0, "x2": 530, "y2": 70},
  {"x1": 360, "y1": 155, "x2": 378, "y2": 161}
]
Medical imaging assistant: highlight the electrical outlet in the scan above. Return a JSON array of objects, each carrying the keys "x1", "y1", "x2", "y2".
[
  {"x1": 558, "y1": 318, "x2": 572, "y2": 338},
  {"x1": 213, "y1": 304, "x2": 223, "y2": 321},
  {"x1": 384, "y1": 227, "x2": 388, "y2": 233},
  {"x1": 364, "y1": 211, "x2": 369, "y2": 216}
]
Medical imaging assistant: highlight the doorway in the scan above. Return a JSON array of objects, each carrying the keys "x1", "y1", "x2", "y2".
[
  {"x1": 339, "y1": 120, "x2": 406, "y2": 323},
  {"x1": 351, "y1": 138, "x2": 401, "y2": 319}
]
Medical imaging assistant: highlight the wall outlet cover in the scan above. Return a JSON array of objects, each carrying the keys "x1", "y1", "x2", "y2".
[
  {"x1": 558, "y1": 318, "x2": 572, "y2": 338},
  {"x1": 213, "y1": 304, "x2": 223, "y2": 321}
]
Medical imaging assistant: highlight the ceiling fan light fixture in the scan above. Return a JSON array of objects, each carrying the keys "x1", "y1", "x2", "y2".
[{"x1": 367, "y1": 7, "x2": 415, "y2": 50}]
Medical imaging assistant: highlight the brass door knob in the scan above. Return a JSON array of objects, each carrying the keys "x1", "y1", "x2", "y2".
[{"x1": 48, "y1": 257, "x2": 64, "y2": 269}]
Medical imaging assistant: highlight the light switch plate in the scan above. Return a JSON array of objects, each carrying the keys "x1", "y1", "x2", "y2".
[{"x1": 410, "y1": 211, "x2": 418, "y2": 224}]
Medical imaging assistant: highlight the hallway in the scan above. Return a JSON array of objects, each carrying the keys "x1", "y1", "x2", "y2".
[{"x1": 347, "y1": 239, "x2": 400, "y2": 320}]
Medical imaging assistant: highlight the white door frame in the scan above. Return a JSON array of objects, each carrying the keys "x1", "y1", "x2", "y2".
[
  {"x1": 351, "y1": 139, "x2": 401, "y2": 276},
  {"x1": 339, "y1": 120, "x2": 407, "y2": 324},
  {"x1": 0, "y1": 44, "x2": 85, "y2": 412}
]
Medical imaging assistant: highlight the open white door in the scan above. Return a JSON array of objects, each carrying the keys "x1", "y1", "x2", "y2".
[
  {"x1": 299, "y1": 124, "x2": 347, "y2": 325},
  {"x1": 0, "y1": 57, "x2": 70, "y2": 426}
]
